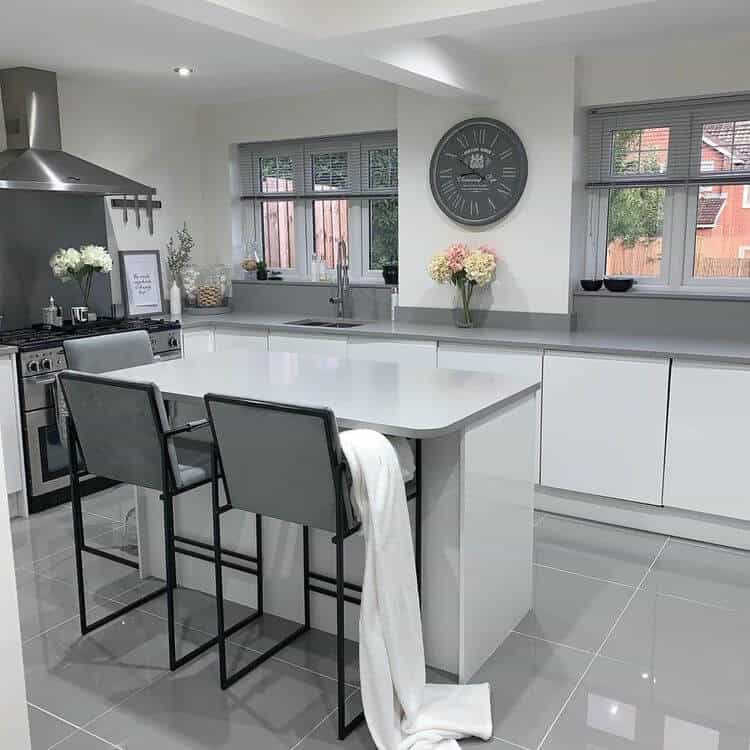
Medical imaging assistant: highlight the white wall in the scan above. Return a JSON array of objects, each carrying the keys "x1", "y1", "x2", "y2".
[
  {"x1": 196, "y1": 83, "x2": 398, "y2": 267},
  {"x1": 397, "y1": 58, "x2": 576, "y2": 314},
  {"x1": 577, "y1": 32, "x2": 750, "y2": 108},
  {"x1": 0, "y1": 432, "x2": 31, "y2": 750},
  {"x1": 57, "y1": 78, "x2": 204, "y2": 304}
]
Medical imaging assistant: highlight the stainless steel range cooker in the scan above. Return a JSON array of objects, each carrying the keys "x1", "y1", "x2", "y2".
[{"x1": 0, "y1": 319, "x2": 181, "y2": 513}]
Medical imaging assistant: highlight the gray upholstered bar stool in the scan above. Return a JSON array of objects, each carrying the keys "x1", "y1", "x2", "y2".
[
  {"x1": 59, "y1": 372, "x2": 261, "y2": 671},
  {"x1": 63, "y1": 330, "x2": 155, "y2": 372},
  {"x1": 204, "y1": 394, "x2": 422, "y2": 741}
]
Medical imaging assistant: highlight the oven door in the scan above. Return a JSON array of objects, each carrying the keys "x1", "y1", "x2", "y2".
[{"x1": 25, "y1": 407, "x2": 81, "y2": 496}]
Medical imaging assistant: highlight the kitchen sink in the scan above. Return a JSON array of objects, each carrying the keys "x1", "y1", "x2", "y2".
[{"x1": 284, "y1": 319, "x2": 365, "y2": 328}]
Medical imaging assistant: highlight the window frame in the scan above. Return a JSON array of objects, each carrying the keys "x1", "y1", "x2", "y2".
[
  {"x1": 236, "y1": 132, "x2": 398, "y2": 283},
  {"x1": 585, "y1": 102, "x2": 750, "y2": 296}
]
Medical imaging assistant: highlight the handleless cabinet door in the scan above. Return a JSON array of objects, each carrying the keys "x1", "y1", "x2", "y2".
[
  {"x1": 182, "y1": 328, "x2": 214, "y2": 358},
  {"x1": 214, "y1": 328, "x2": 268, "y2": 352},
  {"x1": 540, "y1": 351, "x2": 670, "y2": 505},
  {"x1": 347, "y1": 337, "x2": 437, "y2": 367},
  {"x1": 664, "y1": 360, "x2": 750, "y2": 520},
  {"x1": 268, "y1": 332, "x2": 348, "y2": 357},
  {"x1": 0, "y1": 357, "x2": 24, "y2": 494}
]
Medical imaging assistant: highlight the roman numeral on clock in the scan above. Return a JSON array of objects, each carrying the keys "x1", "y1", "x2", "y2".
[
  {"x1": 502, "y1": 167, "x2": 518, "y2": 178},
  {"x1": 498, "y1": 147, "x2": 513, "y2": 161},
  {"x1": 475, "y1": 128, "x2": 486, "y2": 145},
  {"x1": 456, "y1": 134, "x2": 469, "y2": 149},
  {"x1": 496, "y1": 182, "x2": 512, "y2": 197},
  {"x1": 470, "y1": 200, "x2": 479, "y2": 217}
]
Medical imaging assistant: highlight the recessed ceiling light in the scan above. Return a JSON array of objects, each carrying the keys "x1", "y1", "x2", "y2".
[{"x1": 173, "y1": 66, "x2": 194, "y2": 77}]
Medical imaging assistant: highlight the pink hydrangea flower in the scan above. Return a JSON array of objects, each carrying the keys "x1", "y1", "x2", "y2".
[
  {"x1": 477, "y1": 245, "x2": 497, "y2": 258},
  {"x1": 445, "y1": 242, "x2": 470, "y2": 272}
]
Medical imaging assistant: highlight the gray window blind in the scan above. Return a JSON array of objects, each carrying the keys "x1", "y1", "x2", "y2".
[
  {"x1": 238, "y1": 131, "x2": 397, "y2": 200},
  {"x1": 586, "y1": 95, "x2": 750, "y2": 189}
]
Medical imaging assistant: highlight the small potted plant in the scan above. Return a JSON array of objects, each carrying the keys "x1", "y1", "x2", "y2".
[
  {"x1": 381, "y1": 260, "x2": 399, "y2": 285},
  {"x1": 256, "y1": 259, "x2": 268, "y2": 280},
  {"x1": 166, "y1": 222, "x2": 194, "y2": 318},
  {"x1": 427, "y1": 243, "x2": 497, "y2": 328}
]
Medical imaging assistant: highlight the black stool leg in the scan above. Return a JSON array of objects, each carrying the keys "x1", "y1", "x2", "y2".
[
  {"x1": 336, "y1": 532, "x2": 347, "y2": 740},
  {"x1": 415, "y1": 438, "x2": 422, "y2": 599},
  {"x1": 68, "y1": 419, "x2": 89, "y2": 634},
  {"x1": 163, "y1": 490, "x2": 178, "y2": 671},
  {"x1": 212, "y1": 453, "x2": 228, "y2": 689},
  {"x1": 303, "y1": 526, "x2": 311, "y2": 629}
]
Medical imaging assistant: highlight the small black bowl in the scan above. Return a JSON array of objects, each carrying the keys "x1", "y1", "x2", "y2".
[
  {"x1": 603, "y1": 277, "x2": 634, "y2": 293},
  {"x1": 580, "y1": 279, "x2": 603, "y2": 291}
]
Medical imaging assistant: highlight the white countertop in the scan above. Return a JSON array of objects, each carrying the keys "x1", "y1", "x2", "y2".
[
  {"x1": 0, "y1": 345, "x2": 17, "y2": 355},
  {"x1": 106, "y1": 348, "x2": 539, "y2": 438},
  {"x1": 179, "y1": 311, "x2": 750, "y2": 365}
]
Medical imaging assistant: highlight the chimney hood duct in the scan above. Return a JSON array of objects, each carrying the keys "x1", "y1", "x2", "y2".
[{"x1": 0, "y1": 67, "x2": 156, "y2": 199}]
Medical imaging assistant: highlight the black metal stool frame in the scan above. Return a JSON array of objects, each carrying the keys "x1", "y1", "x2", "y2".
[
  {"x1": 206, "y1": 396, "x2": 422, "y2": 741},
  {"x1": 65, "y1": 382, "x2": 262, "y2": 673}
]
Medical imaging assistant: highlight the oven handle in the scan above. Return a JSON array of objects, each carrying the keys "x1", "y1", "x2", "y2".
[{"x1": 27, "y1": 375, "x2": 58, "y2": 386}]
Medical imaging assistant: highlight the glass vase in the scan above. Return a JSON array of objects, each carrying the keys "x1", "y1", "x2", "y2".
[{"x1": 452, "y1": 284, "x2": 477, "y2": 328}]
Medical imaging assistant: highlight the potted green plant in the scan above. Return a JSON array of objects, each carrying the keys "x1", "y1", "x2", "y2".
[
  {"x1": 381, "y1": 260, "x2": 399, "y2": 285},
  {"x1": 256, "y1": 259, "x2": 268, "y2": 280}
]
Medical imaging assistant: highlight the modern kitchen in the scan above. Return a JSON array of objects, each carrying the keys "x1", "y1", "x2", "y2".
[{"x1": 2, "y1": 2, "x2": 750, "y2": 749}]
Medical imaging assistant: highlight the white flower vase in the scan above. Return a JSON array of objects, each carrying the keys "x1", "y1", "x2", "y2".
[{"x1": 170, "y1": 280, "x2": 182, "y2": 320}]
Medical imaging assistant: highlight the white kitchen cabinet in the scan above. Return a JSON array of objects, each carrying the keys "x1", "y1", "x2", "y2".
[
  {"x1": 214, "y1": 328, "x2": 268, "y2": 352},
  {"x1": 438, "y1": 342, "x2": 542, "y2": 382},
  {"x1": 347, "y1": 337, "x2": 437, "y2": 367},
  {"x1": 540, "y1": 351, "x2": 670, "y2": 505},
  {"x1": 182, "y1": 327, "x2": 214, "y2": 358},
  {"x1": 268, "y1": 332, "x2": 348, "y2": 357},
  {"x1": 0, "y1": 356, "x2": 24, "y2": 495},
  {"x1": 663, "y1": 360, "x2": 750, "y2": 520}
]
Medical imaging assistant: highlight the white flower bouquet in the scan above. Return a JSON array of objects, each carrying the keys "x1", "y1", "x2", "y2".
[
  {"x1": 50, "y1": 244, "x2": 113, "y2": 307},
  {"x1": 428, "y1": 243, "x2": 497, "y2": 327}
]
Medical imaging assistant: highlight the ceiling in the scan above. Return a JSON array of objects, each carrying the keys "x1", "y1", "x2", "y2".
[
  {"x1": 0, "y1": 0, "x2": 380, "y2": 102},
  {"x1": 1, "y1": 0, "x2": 750, "y2": 103}
]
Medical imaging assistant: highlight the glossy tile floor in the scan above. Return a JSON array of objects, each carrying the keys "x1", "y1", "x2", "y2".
[{"x1": 12, "y1": 488, "x2": 750, "y2": 749}]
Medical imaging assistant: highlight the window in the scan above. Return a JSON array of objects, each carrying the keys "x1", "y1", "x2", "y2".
[
  {"x1": 586, "y1": 99, "x2": 750, "y2": 291},
  {"x1": 237, "y1": 132, "x2": 398, "y2": 280}
]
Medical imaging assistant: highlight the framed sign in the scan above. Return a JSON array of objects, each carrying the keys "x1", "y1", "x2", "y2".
[{"x1": 118, "y1": 250, "x2": 164, "y2": 318}]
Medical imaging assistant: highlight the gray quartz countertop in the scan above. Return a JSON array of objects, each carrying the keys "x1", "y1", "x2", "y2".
[
  {"x1": 178, "y1": 311, "x2": 750, "y2": 365},
  {"x1": 107, "y1": 349, "x2": 540, "y2": 438}
]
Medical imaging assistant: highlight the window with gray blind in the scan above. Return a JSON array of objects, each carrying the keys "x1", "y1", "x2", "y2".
[
  {"x1": 238, "y1": 132, "x2": 398, "y2": 277},
  {"x1": 585, "y1": 96, "x2": 750, "y2": 290}
]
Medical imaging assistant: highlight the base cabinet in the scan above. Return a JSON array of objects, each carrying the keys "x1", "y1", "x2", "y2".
[
  {"x1": 540, "y1": 351, "x2": 670, "y2": 505},
  {"x1": 0, "y1": 356, "x2": 23, "y2": 495},
  {"x1": 214, "y1": 329, "x2": 268, "y2": 352},
  {"x1": 664, "y1": 360, "x2": 750, "y2": 520},
  {"x1": 182, "y1": 328, "x2": 213, "y2": 358},
  {"x1": 268, "y1": 333, "x2": 348, "y2": 356},
  {"x1": 347, "y1": 337, "x2": 437, "y2": 367}
]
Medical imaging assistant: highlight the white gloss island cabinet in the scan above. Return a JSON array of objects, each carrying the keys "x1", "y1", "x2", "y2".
[
  {"x1": 540, "y1": 351, "x2": 670, "y2": 505},
  {"x1": 0, "y1": 355, "x2": 24, "y2": 495},
  {"x1": 663, "y1": 360, "x2": 750, "y2": 521}
]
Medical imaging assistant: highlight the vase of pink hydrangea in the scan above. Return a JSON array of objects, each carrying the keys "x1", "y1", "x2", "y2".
[{"x1": 427, "y1": 243, "x2": 497, "y2": 328}]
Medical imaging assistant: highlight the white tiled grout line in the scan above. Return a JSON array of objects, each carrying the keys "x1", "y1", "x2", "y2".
[
  {"x1": 287, "y1": 690, "x2": 362, "y2": 750},
  {"x1": 508, "y1": 630, "x2": 596, "y2": 657},
  {"x1": 532, "y1": 562, "x2": 637, "y2": 589},
  {"x1": 533, "y1": 536, "x2": 671, "y2": 750},
  {"x1": 28, "y1": 701, "x2": 123, "y2": 750}
]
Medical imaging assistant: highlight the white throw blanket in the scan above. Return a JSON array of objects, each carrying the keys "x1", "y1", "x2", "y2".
[{"x1": 340, "y1": 430, "x2": 493, "y2": 750}]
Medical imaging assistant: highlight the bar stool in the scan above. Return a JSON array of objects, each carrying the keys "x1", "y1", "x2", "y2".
[
  {"x1": 59, "y1": 372, "x2": 261, "y2": 671},
  {"x1": 204, "y1": 394, "x2": 422, "y2": 740}
]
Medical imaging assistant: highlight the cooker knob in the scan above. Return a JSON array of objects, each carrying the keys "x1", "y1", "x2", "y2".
[
  {"x1": 27, "y1": 360, "x2": 39, "y2": 373},
  {"x1": 168, "y1": 336, "x2": 178, "y2": 348},
  {"x1": 41, "y1": 358, "x2": 52, "y2": 370}
]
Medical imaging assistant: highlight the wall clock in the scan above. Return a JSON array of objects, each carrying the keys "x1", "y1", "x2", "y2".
[{"x1": 429, "y1": 117, "x2": 528, "y2": 226}]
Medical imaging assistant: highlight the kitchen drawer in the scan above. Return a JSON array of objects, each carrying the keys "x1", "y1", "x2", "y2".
[
  {"x1": 268, "y1": 332, "x2": 347, "y2": 357},
  {"x1": 214, "y1": 328, "x2": 268, "y2": 352},
  {"x1": 347, "y1": 337, "x2": 436, "y2": 367},
  {"x1": 182, "y1": 327, "x2": 214, "y2": 357}
]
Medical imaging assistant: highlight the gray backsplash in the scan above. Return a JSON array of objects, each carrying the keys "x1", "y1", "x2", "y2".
[{"x1": 231, "y1": 280, "x2": 393, "y2": 320}]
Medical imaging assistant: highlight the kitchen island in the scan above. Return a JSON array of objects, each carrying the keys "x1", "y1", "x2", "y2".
[{"x1": 107, "y1": 349, "x2": 539, "y2": 681}]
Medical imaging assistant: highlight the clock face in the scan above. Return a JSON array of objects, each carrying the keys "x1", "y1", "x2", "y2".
[{"x1": 429, "y1": 117, "x2": 528, "y2": 226}]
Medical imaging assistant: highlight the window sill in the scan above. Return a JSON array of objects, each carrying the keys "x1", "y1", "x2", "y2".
[
  {"x1": 232, "y1": 277, "x2": 396, "y2": 290},
  {"x1": 574, "y1": 288, "x2": 750, "y2": 302}
]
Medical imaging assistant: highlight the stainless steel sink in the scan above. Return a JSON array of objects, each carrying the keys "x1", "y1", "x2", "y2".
[{"x1": 284, "y1": 319, "x2": 365, "y2": 328}]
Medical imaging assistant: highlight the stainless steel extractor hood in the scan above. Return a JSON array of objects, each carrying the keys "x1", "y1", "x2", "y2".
[{"x1": 0, "y1": 67, "x2": 156, "y2": 199}]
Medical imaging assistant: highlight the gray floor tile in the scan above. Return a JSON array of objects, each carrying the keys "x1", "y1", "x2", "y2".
[
  {"x1": 16, "y1": 569, "x2": 112, "y2": 643},
  {"x1": 642, "y1": 538, "x2": 750, "y2": 611},
  {"x1": 27, "y1": 705, "x2": 77, "y2": 749},
  {"x1": 81, "y1": 485, "x2": 138, "y2": 524},
  {"x1": 296, "y1": 693, "x2": 507, "y2": 749},
  {"x1": 22, "y1": 603, "x2": 175, "y2": 727},
  {"x1": 12, "y1": 506, "x2": 115, "y2": 570},
  {"x1": 515, "y1": 565, "x2": 632, "y2": 652},
  {"x1": 470, "y1": 632, "x2": 591, "y2": 749},
  {"x1": 541, "y1": 654, "x2": 750, "y2": 749},
  {"x1": 30, "y1": 527, "x2": 141, "y2": 601},
  {"x1": 602, "y1": 586, "x2": 750, "y2": 711},
  {"x1": 52, "y1": 729, "x2": 120, "y2": 748},
  {"x1": 535, "y1": 515, "x2": 665, "y2": 586},
  {"x1": 83, "y1": 644, "x2": 355, "y2": 750}
]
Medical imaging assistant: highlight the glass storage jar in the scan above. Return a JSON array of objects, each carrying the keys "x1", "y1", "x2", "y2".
[{"x1": 182, "y1": 264, "x2": 231, "y2": 310}]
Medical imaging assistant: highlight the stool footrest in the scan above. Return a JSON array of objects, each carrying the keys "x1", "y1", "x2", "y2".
[{"x1": 81, "y1": 584, "x2": 168, "y2": 635}]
